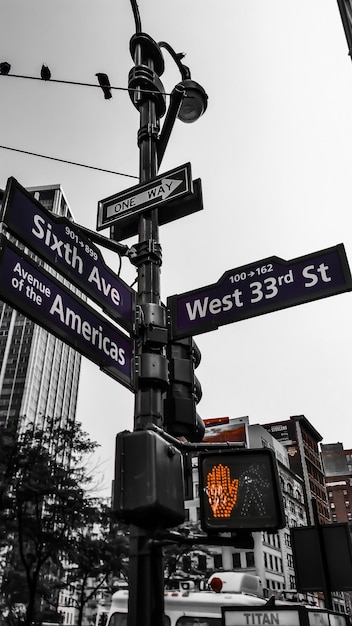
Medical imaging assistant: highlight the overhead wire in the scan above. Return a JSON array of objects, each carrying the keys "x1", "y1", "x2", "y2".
[
  {"x1": 0, "y1": 71, "x2": 175, "y2": 179},
  {"x1": 0, "y1": 72, "x2": 174, "y2": 96},
  {"x1": 0, "y1": 72, "x2": 131, "y2": 92},
  {"x1": 0, "y1": 145, "x2": 139, "y2": 179}
]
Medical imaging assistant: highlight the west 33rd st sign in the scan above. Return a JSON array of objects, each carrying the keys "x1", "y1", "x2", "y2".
[{"x1": 167, "y1": 245, "x2": 352, "y2": 339}]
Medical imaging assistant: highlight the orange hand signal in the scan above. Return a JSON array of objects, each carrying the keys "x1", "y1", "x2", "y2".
[{"x1": 205, "y1": 464, "x2": 239, "y2": 518}]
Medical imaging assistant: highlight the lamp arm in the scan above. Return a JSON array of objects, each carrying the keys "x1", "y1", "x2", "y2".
[
  {"x1": 157, "y1": 83, "x2": 186, "y2": 167},
  {"x1": 129, "y1": 0, "x2": 142, "y2": 33},
  {"x1": 158, "y1": 41, "x2": 191, "y2": 80}
]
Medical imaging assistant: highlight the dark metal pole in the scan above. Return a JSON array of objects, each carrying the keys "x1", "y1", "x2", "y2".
[
  {"x1": 312, "y1": 498, "x2": 333, "y2": 610},
  {"x1": 127, "y1": 33, "x2": 167, "y2": 626}
]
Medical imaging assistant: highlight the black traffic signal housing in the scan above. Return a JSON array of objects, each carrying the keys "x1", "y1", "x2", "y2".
[
  {"x1": 198, "y1": 447, "x2": 285, "y2": 533},
  {"x1": 164, "y1": 337, "x2": 205, "y2": 442},
  {"x1": 112, "y1": 429, "x2": 185, "y2": 529}
]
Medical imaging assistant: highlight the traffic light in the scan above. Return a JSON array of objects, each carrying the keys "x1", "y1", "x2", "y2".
[
  {"x1": 164, "y1": 337, "x2": 205, "y2": 442},
  {"x1": 198, "y1": 448, "x2": 285, "y2": 533},
  {"x1": 112, "y1": 429, "x2": 185, "y2": 529}
]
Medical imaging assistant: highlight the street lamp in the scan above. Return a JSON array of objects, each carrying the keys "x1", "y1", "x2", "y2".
[
  {"x1": 158, "y1": 40, "x2": 208, "y2": 124},
  {"x1": 156, "y1": 41, "x2": 208, "y2": 163},
  {"x1": 174, "y1": 79, "x2": 208, "y2": 123}
]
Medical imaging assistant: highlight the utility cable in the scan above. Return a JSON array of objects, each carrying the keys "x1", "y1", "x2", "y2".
[
  {"x1": 0, "y1": 72, "x2": 174, "y2": 97},
  {"x1": 1, "y1": 72, "x2": 130, "y2": 93},
  {"x1": 0, "y1": 145, "x2": 139, "y2": 179}
]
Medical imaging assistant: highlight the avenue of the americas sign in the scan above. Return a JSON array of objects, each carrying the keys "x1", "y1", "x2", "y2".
[
  {"x1": 0, "y1": 238, "x2": 133, "y2": 391},
  {"x1": 167, "y1": 245, "x2": 352, "y2": 339},
  {"x1": 1, "y1": 178, "x2": 135, "y2": 333}
]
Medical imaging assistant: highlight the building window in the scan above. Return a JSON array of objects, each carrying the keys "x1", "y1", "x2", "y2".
[
  {"x1": 198, "y1": 555, "x2": 207, "y2": 571},
  {"x1": 345, "y1": 501, "x2": 350, "y2": 509},
  {"x1": 232, "y1": 553, "x2": 241, "y2": 568},
  {"x1": 289, "y1": 575, "x2": 296, "y2": 590},
  {"x1": 183, "y1": 556, "x2": 191, "y2": 572},
  {"x1": 330, "y1": 502, "x2": 335, "y2": 509},
  {"x1": 287, "y1": 554, "x2": 294, "y2": 568},
  {"x1": 214, "y1": 554, "x2": 223, "y2": 569},
  {"x1": 246, "y1": 552, "x2": 255, "y2": 568}
]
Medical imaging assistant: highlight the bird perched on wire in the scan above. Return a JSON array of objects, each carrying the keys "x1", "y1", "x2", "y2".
[
  {"x1": 41, "y1": 64, "x2": 51, "y2": 80},
  {"x1": 0, "y1": 62, "x2": 11, "y2": 75},
  {"x1": 95, "y1": 72, "x2": 112, "y2": 99}
]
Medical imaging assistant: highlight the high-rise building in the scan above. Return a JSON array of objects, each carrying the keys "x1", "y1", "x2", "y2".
[
  {"x1": 248, "y1": 423, "x2": 307, "y2": 598},
  {"x1": 0, "y1": 184, "x2": 81, "y2": 431},
  {"x1": 263, "y1": 415, "x2": 330, "y2": 524}
]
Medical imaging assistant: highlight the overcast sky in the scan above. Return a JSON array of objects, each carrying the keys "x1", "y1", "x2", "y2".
[{"x1": 1, "y1": 0, "x2": 352, "y2": 494}]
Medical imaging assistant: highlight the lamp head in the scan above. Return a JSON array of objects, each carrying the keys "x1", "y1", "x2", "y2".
[{"x1": 175, "y1": 79, "x2": 208, "y2": 123}]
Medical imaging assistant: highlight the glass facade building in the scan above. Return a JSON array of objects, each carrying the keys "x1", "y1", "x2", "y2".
[{"x1": 0, "y1": 184, "x2": 81, "y2": 431}]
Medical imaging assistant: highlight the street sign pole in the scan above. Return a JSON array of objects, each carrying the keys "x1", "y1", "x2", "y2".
[
  {"x1": 311, "y1": 499, "x2": 333, "y2": 610},
  {"x1": 127, "y1": 33, "x2": 168, "y2": 626}
]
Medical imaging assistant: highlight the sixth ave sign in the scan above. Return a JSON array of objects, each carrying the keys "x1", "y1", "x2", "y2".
[{"x1": 167, "y1": 244, "x2": 352, "y2": 339}]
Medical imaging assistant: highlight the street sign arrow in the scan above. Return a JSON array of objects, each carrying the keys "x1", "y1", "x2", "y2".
[
  {"x1": 167, "y1": 245, "x2": 352, "y2": 339},
  {"x1": 110, "y1": 177, "x2": 203, "y2": 243},
  {"x1": 0, "y1": 238, "x2": 134, "y2": 391},
  {"x1": 1, "y1": 177, "x2": 136, "y2": 333},
  {"x1": 104, "y1": 177, "x2": 184, "y2": 221},
  {"x1": 96, "y1": 162, "x2": 199, "y2": 236}
]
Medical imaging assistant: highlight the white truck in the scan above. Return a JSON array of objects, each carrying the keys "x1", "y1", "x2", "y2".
[
  {"x1": 106, "y1": 572, "x2": 350, "y2": 626},
  {"x1": 107, "y1": 572, "x2": 270, "y2": 626}
]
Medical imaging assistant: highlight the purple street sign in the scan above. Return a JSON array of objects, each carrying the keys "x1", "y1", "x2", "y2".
[
  {"x1": 167, "y1": 245, "x2": 352, "y2": 339},
  {"x1": 1, "y1": 177, "x2": 135, "y2": 332},
  {"x1": 0, "y1": 239, "x2": 134, "y2": 391}
]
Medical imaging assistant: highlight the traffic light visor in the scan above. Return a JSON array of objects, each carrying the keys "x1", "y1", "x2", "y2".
[{"x1": 198, "y1": 448, "x2": 285, "y2": 533}]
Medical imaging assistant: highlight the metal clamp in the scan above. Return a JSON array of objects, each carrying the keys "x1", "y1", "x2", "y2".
[
  {"x1": 138, "y1": 303, "x2": 168, "y2": 345},
  {"x1": 129, "y1": 239, "x2": 162, "y2": 267},
  {"x1": 128, "y1": 65, "x2": 166, "y2": 117},
  {"x1": 137, "y1": 353, "x2": 168, "y2": 387}
]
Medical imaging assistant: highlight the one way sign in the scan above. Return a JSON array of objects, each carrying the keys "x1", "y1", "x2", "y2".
[{"x1": 97, "y1": 163, "x2": 193, "y2": 232}]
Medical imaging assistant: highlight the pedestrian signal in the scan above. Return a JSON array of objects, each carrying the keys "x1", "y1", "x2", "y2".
[{"x1": 198, "y1": 448, "x2": 285, "y2": 533}]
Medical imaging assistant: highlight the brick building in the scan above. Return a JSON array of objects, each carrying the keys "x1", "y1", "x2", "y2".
[{"x1": 321, "y1": 443, "x2": 352, "y2": 525}]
